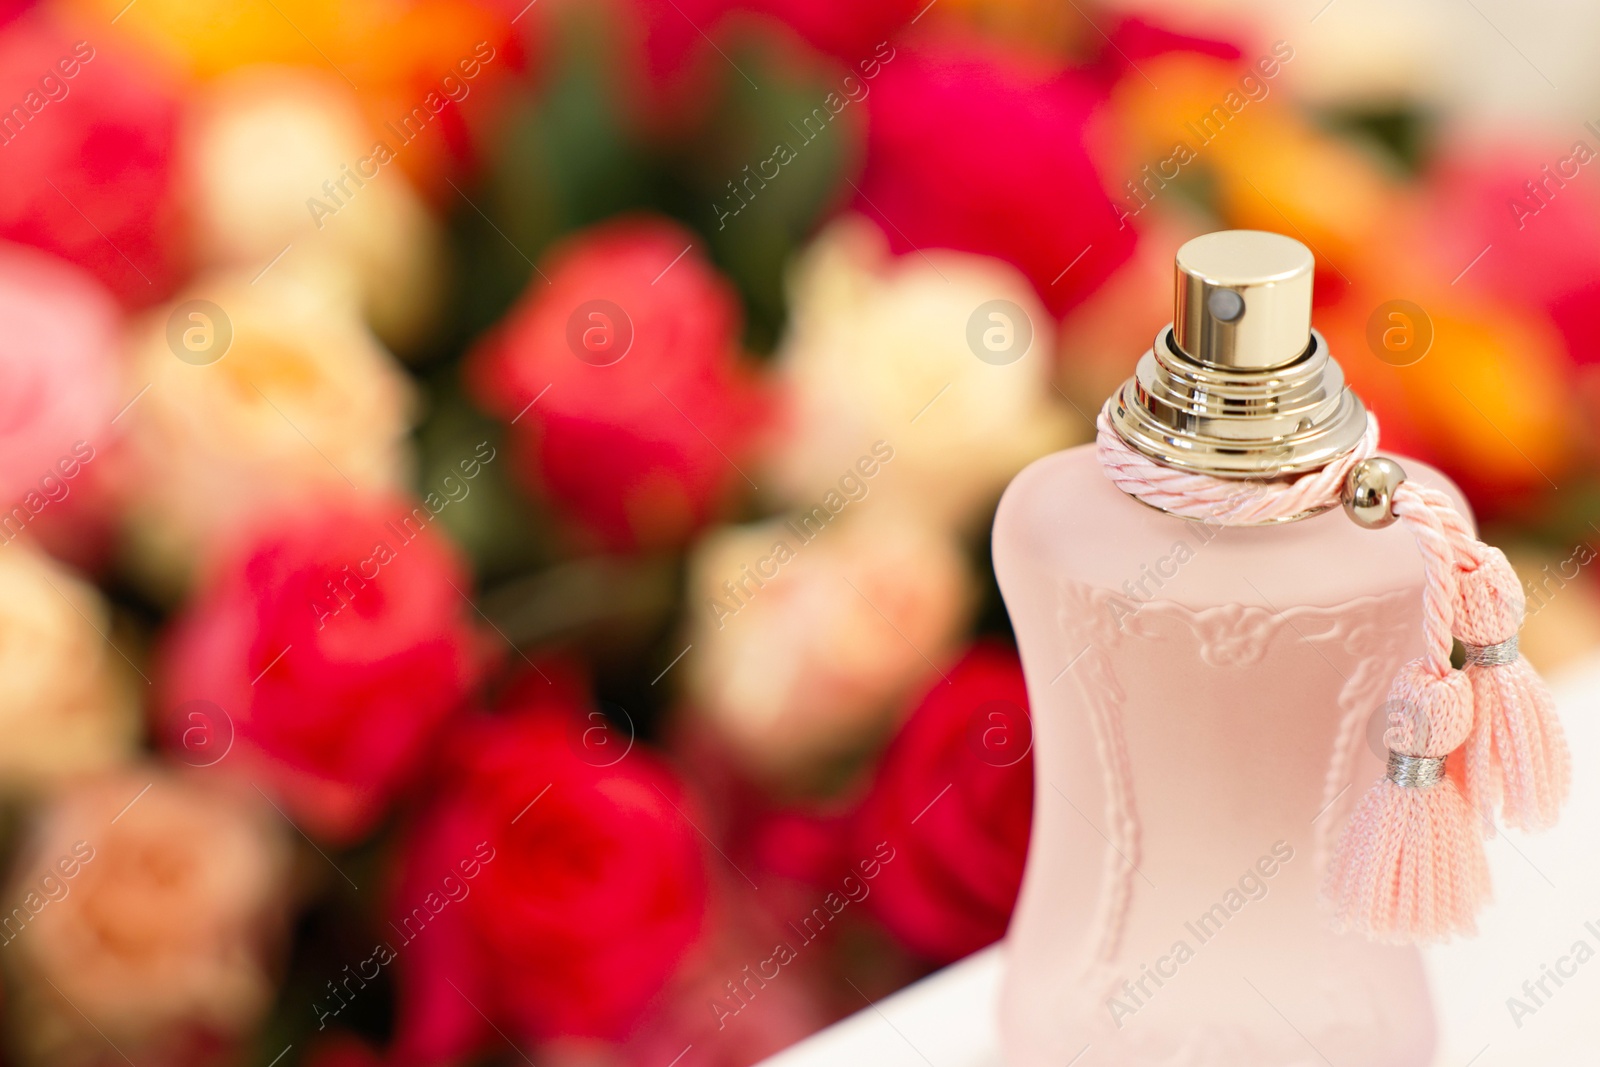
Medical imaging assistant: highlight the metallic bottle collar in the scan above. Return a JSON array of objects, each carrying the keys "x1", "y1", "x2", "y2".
[{"x1": 1109, "y1": 230, "x2": 1369, "y2": 481}]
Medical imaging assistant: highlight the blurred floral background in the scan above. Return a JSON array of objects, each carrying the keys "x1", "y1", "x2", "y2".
[{"x1": 2, "y1": 0, "x2": 1600, "y2": 1063}]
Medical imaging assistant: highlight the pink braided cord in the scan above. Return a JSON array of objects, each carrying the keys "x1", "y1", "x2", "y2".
[
  {"x1": 1096, "y1": 398, "x2": 1484, "y2": 682},
  {"x1": 1094, "y1": 403, "x2": 1476, "y2": 676},
  {"x1": 1391, "y1": 482, "x2": 1461, "y2": 675},
  {"x1": 1093, "y1": 400, "x2": 1535, "y2": 942},
  {"x1": 1095, "y1": 407, "x2": 1378, "y2": 525},
  {"x1": 1094, "y1": 407, "x2": 1480, "y2": 616}
]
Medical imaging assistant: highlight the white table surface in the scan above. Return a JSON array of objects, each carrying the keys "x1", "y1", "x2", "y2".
[{"x1": 760, "y1": 654, "x2": 1600, "y2": 1067}]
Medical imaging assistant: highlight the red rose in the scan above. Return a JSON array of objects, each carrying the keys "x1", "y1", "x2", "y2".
[
  {"x1": 611, "y1": 0, "x2": 915, "y2": 132},
  {"x1": 0, "y1": 10, "x2": 183, "y2": 304},
  {"x1": 157, "y1": 497, "x2": 483, "y2": 843},
  {"x1": 1425, "y1": 149, "x2": 1600, "y2": 367},
  {"x1": 701, "y1": 0, "x2": 919, "y2": 66},
  {"x1": 0, "y1": 3, "x2": 32, "y2": 32},
  {"x1": 610, "y1": 0, "x2": 729, "y2": 129},
  {"x1": 853, "y1": 642, "x2": 1033, "y2": 962},
  {"x1": 1098, "y1": 15, "x2": 1243, "y2": 75},
  {"x1": 468, "y1": 215, "x2": 767, "y2": 550},
  {"x1": 389, "y1": 669, "x2": 707, "y2": 1064},
  {"x1": 737, "y1": 0, "x2": 916, "y2": 62},
  {"x1": 620, "y1": 910, "x2": 835, "y2": 1067},
  {"x1": 855, "y1": 42, "x2": 1136, "y2": 318},
  {"x1": 305, "y1": 1034, "x2": 387, "y2": 1067}
]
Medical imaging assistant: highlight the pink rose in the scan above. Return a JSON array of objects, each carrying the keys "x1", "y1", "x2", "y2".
[{"x1": 0, "y1": 241, "x2": 120, "y2": 515}]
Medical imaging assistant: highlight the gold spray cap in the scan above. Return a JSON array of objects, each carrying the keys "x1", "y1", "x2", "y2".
[
  {"x1": 1174, "y1": 230, "x2": 1314, "y2": 370},
  {"x1": 1109, "y1": 229, "x2": 1368, "y2": 481}
]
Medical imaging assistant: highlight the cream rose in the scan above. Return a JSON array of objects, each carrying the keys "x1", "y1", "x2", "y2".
[
  {"x1": 683, "y1": 509, "x2": 972, "y2": 782},
  {"x1": 0, "y1": 543, "x2": 138, "y2": 789},
  {"x1": 118, "y1": 268, "x2": 415, "y2": 592},
  {"x1": 4, "y1": 770, "x2": 291, "y2": 1066},
  {"x1": 182, "y1": 66, "x2": 444, "y2": 353},
  {"x1": 769, "y1": 215, "x2": 1076, "y2": 532}
]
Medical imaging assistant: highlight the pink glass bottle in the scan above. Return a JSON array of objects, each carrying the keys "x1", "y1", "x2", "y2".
[{"x1": 993, "y1": 231, "x2": 1467, "y2": 1066}]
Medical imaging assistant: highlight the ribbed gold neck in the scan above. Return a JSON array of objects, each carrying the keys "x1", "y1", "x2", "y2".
[{"x1": 1109, "y1": 230, "x2": 1368, "y2": 480}]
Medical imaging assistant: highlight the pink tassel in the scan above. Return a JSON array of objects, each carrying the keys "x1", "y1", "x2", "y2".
[
  {"x1": 1455, "y1": 547, "x2": 1570, "y2": 831},
  {"x1": 1326, "y1": 659, "x2": 1488, "y2": 942}
]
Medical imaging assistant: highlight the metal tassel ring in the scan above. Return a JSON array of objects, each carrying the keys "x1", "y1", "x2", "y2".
[
  {"x1": 1462, "y1": 635, "x2": 1519, "y2": 666},
  {"x1": 1386, "y1": 751, "x2": 1446, "y2": 789}
]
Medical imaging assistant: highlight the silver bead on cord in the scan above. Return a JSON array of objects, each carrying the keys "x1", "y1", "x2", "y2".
[{"x1": 1342, "y1": 457, "x2": 1407, "y2": 530}]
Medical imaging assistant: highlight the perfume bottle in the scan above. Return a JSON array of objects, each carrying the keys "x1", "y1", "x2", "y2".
[{"x1": 992, "y1": 231, "x2": 1468, "y2": 1066}]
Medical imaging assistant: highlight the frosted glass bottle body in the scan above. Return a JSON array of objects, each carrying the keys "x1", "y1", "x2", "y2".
[{"x1": 992, "y1": 442, "x2": 1470, "y2": 1067}]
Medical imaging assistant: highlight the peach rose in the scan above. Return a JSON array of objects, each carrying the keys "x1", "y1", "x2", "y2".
[
  {"x1": 181, "y1": 67, "x2": 444, "y2": 352},
  {"x1": 3, "y1": 769, "x2": 291, "y2": 1066},
  {"x1": 683, "y1": 509, "x2": 972, "y2": 781},
  {"x1": 0, "y1": 542, "x2": 138, "y2": 789},
  {"x1": 769, "y1": 216, "x2": 1074, "y2": 532},
  {"x1": 118, "y1": 270, "x2": 415, "y2": 592}
]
